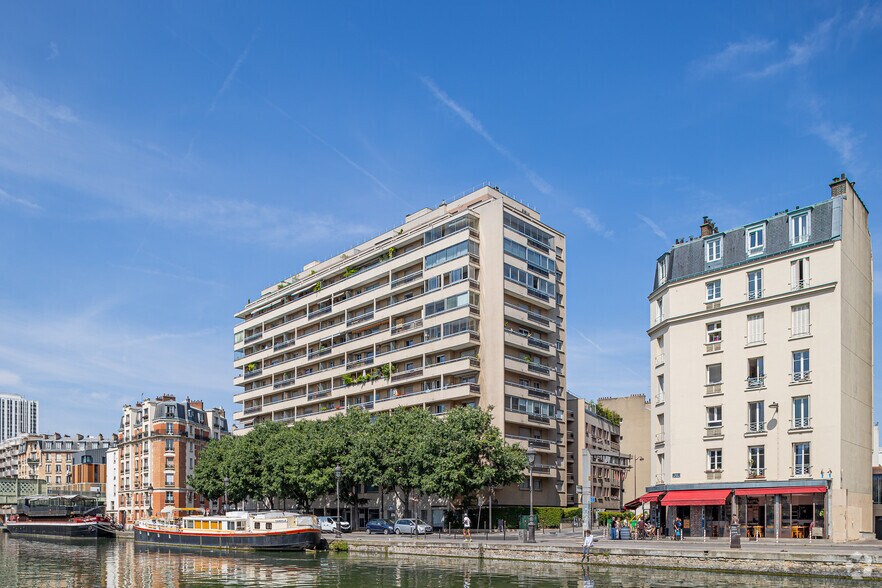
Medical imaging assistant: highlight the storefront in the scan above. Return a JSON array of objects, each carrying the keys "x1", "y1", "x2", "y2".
[
  {"x1": 660, "y1": 489, "x2": 731, "y2": 539},
  {"x1": 734, "y1": 486, "x2": 826, "y2": 539}
]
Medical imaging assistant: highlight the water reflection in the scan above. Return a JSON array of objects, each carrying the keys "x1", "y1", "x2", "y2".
[{"x1": 0, "y1": 534, "x2": 866, "y2": 587}]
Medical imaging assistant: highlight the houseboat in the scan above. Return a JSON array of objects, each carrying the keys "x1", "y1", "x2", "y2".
[
  {"x1": 134, "y1": 508, "x2": 322, "y2": 550},
  {"x1": 5, "y1": 495, "x2": 117, "y2": 539}
]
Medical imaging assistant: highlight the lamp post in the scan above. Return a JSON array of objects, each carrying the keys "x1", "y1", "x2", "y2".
[
  {"x1": 526, "y1": 448, "x2": 536, "y2": 543},
  {"x1": 632, "y1": 456, "x2": 644, "y2": 502},
  {"x1": 223, "y1": 476, "x2": 230, "y2": 514},
  {"x1": 145, "y1": 484, "x2": 154, "y2": 518},
  {"x1": 334, "y1": 465, "x2": 342, "y2": 538}
]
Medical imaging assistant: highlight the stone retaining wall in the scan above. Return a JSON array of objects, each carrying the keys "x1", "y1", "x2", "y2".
[{"x1": 346, "y1": 539, "x2": 882, "y2": 580}]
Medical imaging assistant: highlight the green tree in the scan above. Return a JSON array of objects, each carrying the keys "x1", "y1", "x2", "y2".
[
  {"x1": 188, "y1": 435, "x2": 233, "y2": 502},
  {"x1": 374, "y1": 407, "x2": 439, "y2": 516}
]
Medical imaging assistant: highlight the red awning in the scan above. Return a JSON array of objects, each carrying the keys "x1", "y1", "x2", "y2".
[
  {"x1": 735, "y1": 486, "x2": 827, "y2": 496},
  {"x1": 624, "y1": 491, "x2": 665, "y2": 509},
  {"x1": 660, "y1": 489, "x2": 731, "y2": 506}
]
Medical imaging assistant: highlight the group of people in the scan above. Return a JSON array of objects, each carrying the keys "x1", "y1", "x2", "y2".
[{"x1": 608, "y1": 514, "x2": 658, "y2": 540}]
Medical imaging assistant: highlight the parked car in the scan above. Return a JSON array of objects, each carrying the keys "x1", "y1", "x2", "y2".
[
  {"x1": 317, "y1": 516, "x2": 349, "y2": 533},
  {"x1": 328, "y1": 516, "x2": 351, "y2": 533},
  {"x1": 393, "y1": 518, "x2": 433, "y2": 535},
  {"x1": 366, "y1": 519, "x2": 395, "y2": 535}
]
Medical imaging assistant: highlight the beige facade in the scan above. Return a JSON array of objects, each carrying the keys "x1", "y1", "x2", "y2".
[
  {"x1": 0, "y1": 432, "x2": 111, "y2": 490},
  {"x1": 115, "y1": 396, "x2": 229, "y2": 525},
  {"x1": 647, "y1": 175, "x2": 873, "y2": 541},
  {"x1": 565, "y1": 395, "x2": 630, "y2": 511},
  {"x1": 599, "y1": 394, "x2": 651, "y2": 507},
  {"x1": 233, "y1": 185, "x2": 567, "y2": 507}
]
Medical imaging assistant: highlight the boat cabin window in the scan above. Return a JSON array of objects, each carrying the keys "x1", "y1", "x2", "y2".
[
  {"x1": 265, "y1": 523, "x2": 272, "y2": 530},
  {"x1": 237, "y1": 521, "x2": 245, "y2": 530},
  {"x1": 184, "y1": 520, "x2": 195, "y2": 529},
  {"x1": 254, "y1": 522, "x2": 260, "y2": 529},
  {"x1": 226, "y1": 522, "x2": 235, "y2": 530}
]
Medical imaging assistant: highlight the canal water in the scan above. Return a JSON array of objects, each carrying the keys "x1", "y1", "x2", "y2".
[{"x1": 0, "y1": 534, "x2": 866, "y2": 587}]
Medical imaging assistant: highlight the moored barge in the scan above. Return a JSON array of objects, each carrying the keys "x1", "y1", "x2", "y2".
[
  {"x1": 5, "y1": 495, "x2": 117, "y2": 539},
  {"x1": 134, "y1": 508, "x2": 321, "y2": 550}
]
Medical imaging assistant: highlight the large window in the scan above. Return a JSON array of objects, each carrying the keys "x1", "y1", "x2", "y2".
[
  {"x1": 746, "y1": 224, "x2": 765, "y2": 255},
  {"x1": 443, "y1": 317, "x2": 477, "y2": 337},
  {"x1": 706, "y1": 363, "x2": 722, "y2": 385},
  {"x1": 705, "y1": 237, "x2": 722, "y2": 262},
  {"x1": 423, "y1": 215, "x2": 478, "y2": 245},
  {"x1": 791, "y1": 257, "x2": 810, "y2": 289},
  {"x1": 425, "y1": 240, "x2": 478, "y2": 269},
  {"x1": 748, "y1": 357, "x2": 765, "y2": 388},
  {"x1": 504, "y1": 238, "x2": 556, "y2": 274},
  {"x1": 424, "y1": 292, "x2": 475, "y2": 317},
  {"x1": 748, "y1": 446, "x2": 765, "y2": 477},
  {"x1": 792, "y1": 350, "x2": 810, "y2": 382},
  {"x1": 503, "y1": 263, "x2": 556, "y2": 297},
  {"x1": 706, "y1": 280, "x2": 721, "y2": 302},
  {"x1": 747, "y1": 270, "x2": 763, "y2": 300},
  {"x1": 503, "y1": 212, "x2": 553, "y2": 247},
  {"x1": 706, "y1": 406, "x2": 722, "y2": 428},
  {"x1": 790, "y1": 211, "x2": 811, "y2": 245},
  {"x1": 748, "y1": 401, "x2": 765, "y2": 433},
  {"x1": 707, "y1": 449, "x2": 723, "y2": 472},
  {"x1": 792, "y1": 396, "x2": 810, "y2": 429},
  {"x1": 747, "y1": 313, "x2": 764, "y2": 345},
  {"x1": 793, "y1": 443, "x2": 811, "y2": 476},
  {"x1": 791, "y1": 304, "x2": 810, "y2": 337},
  {"x1": 505, "y1": 395, "x2": 555, "y2": 418}
]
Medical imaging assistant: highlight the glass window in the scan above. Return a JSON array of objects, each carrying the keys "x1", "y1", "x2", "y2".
[
  {"x1": 706, "y1": 321, "x2": 722, "y2": 343},
  {"x1": 790, "y1": 212, "x2": 810, "y2": 245},
  {"x1": 706, "y1": 280, "x2": 721, "y2": 302},
  {"x1": 747, "y1": 270, "x2": 763, "y2": 300},
  {"x1": 706, "y1": 406, "x2": 722, "y2": 428},
  {"x1": 791, "y1": 258, "x2": 810, "y2": 290},
  {"x1": 748, "y1": 446, "x2": 765, "y2": 477},
  {"x1": 706, "y1": 364, "x2": 722, "y2": 385},
  {"x1": 705, "y1": 238, "x2": 722, "y2": 262},
  {"x1": 793, "y1": 443, "x2": 811, "y2": 476},
  {"x1": 746, "y1": 225, "x2": 765, "y2": 255},
  {"x1": 707, "y1": 449, "x2": 722, "y2": 471},
  {"x1": 503, "y1": 212, "x2": 553, "y2": 247},
  {"x1": 748, "y1": 357, "x2": 765, "y2": 387},
  {"x1": 503, "y1": 263, "x2": 555, "y2": 297},
  {"x1": 425, "y1": 240, "x2": 476, "y2": 269},
  {"x1": 748, "y1": 401, "x2": 765, "y2": 433},
  {"x1": 792, "y1": 397, "x2": 810, "y2": 429},
  {"x1": 657, "y1": 257, "x2": 667, "y2": 286},
  {"x1": 792, "y1": 351, "x2": 810, "y2": 381}
]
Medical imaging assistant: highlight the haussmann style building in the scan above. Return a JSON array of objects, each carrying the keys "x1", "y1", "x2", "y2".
[
  {"x1": 643, "y1": 174, "x2": 872, "y2": 542},
  {"x1": 114, "y1": 395, "x2": 229, "y2": 526},
  {"x1": 232, "y1": 185, "x2": 568, "y2": 520}
]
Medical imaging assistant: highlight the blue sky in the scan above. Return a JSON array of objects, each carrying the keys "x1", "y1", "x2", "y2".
[{"x1": 1, "y1": 2, "x2": 881, "y2": 435}]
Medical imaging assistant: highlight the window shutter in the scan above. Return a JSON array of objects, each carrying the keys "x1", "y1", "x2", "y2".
[
  {"x1": 747, "y1": 314, "x2": 763, "y2": 344},
  {"x1": 791, "y1": 261, "x2": 798, "y2": 287},
  {"x1": 792, "y1": 304, "x2": 809, "y2": 335}
]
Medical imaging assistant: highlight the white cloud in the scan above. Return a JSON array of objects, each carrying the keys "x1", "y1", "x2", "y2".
[
  {"x1": 208, "y1": 33, "x2": 257, "y2": 114},
  {"x1": 0, "y1": 81, "x2": 78, "y2": 129},
  {"x1": 0, "y1": 369, "x2": 22, "y2": 387},
  {"x1": 574, "y1": 207, "x2": 613, "y2": 238},
  {"x1": 0, "y1": 186, "x2": 40, "y2": 210},
  {"x1": 695, "y1": 39, "x2": 776, "y2": 74},
  {"x1": 637, "y1": 214, "x2": 668, "y2": 241},
  {"x1": 421, "y1": 76, "x2": 552, "y2": 195},
  {"x1": 47, "y1": 42, "x2": 59, "y2": 61},
  {"x1": 746, "y1": 16, "x2": 837, "y2": 78}
]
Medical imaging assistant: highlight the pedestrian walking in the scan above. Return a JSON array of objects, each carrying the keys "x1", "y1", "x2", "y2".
[
  {"x1": 463, "y1": 513, "x2": 472, "y2": 542},
  {"x1": 581, "y1": 529, "x2": 594, "y2": 563}
]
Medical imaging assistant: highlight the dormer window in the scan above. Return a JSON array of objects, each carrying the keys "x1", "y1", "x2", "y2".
[
  {"x1": 790, "y1": 211, "x2": 811, "y2": 245},
  {"x1": 746, "y1": 224, "x2": 765, "y2": 256},
  {"x1": 657, "y1": 255, "x2": 668, "y2": 286},
  {"x1": 705, "y1": 238, "x2": 722, "y2": 263}
]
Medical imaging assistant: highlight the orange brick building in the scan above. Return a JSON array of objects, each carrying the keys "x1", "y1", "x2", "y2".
[{"x1": 113, "y1": 395, "x2": 229, "y2": 525}]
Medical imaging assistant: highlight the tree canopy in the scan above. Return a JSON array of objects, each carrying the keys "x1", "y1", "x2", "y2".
[{"x1": 189, "y1": 406, "x2": 526, "y2": 513}]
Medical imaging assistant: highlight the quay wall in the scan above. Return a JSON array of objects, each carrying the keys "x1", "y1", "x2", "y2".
[{"x1": 345, "y1": 539, "x2": 882, "y2": 580}]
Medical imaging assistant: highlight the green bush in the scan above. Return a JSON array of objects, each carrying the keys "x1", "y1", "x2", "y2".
[
  {"x1": 328, "y1": 539, "x2": 349, "y2": 552},
  {"x1": 562, "y1": 507, "x2": 582, "y2": 519},
  {"x1": 596, "y1": 510, "x2": 635, "y2": 526}
]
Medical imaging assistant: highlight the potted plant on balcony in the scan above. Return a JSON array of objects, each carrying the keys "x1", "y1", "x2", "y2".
[
  {"x1": 522, "y1": 354, "x2": 534, "y2": 364},
  {"x1": 245, "y1": 363, "x2": 258, "y2": 373},
  {"x1": 313, "y1": 281, "x2": 322, "y2": 293}
]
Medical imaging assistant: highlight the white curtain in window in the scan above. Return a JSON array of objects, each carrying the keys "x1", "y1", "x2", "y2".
[
  {"x1": 791, "y1": 258, "x2": 810, "y2": 287},
  {"x1": 747, "y1": 313, "x2": 764, "y2": 344}
]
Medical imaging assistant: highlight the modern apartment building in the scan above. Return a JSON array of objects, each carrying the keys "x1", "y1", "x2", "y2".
[
  {"x1": 601, "y1": 394, "x2": 651, "y2": 508},
  {"x1": 233, "y1": 185, "x2": 567, "y2": 508},
  {"x1": 115, "y1": 395, "x2": 229, "y2": 525},
  {"x1": 645, "y1": 174, "x2": 872, "y2": 542},
  {"x1": 0, "y1": 433, "x2": 111, "y2": 488},
  {"x1": 0, "y1": 393, "x2": 38, "y2": 442},
  {"x1": 566, "y1": 395, "x2": 631, "y2": 511}
]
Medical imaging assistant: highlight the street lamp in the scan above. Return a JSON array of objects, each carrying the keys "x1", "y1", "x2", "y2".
[
  {"x1": 334, "y1": 465, "x2": 342, "y2": 538},
  {"x1": 526, "y1": 448, "x2": 536, "y2": 543},
  {"x1": 223, "y1": 476, "x2": 230, "y2": 514},
  {"x1": 145, "y1": 484, "x2": 154, "y2": 518},
  {"x1": 632, "y1": 456, "x2": 645, "y2": 508}
]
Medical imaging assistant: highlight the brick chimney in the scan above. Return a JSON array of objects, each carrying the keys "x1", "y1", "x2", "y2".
[
  {"x1": 830, "y1": 172, "x2": 850, "y2": 198},
  {"x1": 700, "y1": 216, "x2": 717, "y2": 237}
]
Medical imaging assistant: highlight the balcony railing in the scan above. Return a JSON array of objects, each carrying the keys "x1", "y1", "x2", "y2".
[
  {"x1": 792, "y1": 417, "x2": 811, "y2": 429},
  {"x1": 793, "y1": 464, "x2": 811, "y2": 476},
  {"x1": 346, "y1": 311, "x2": 374, "y2": 327},
  {"x1": 390, "y1": 270, "x2": 423, "y2": 289},
  {"x1": 244, "y1": 369, "x2": 263, "y2": 380},
  {"x1": 244, "y1": 405, "x2": 262, "y2": 415},
  {"x1": 346, "y1": 356, "x2": 375, "y2": 370},
  {"x1": 654, "y1": 353, "x2": 665, "y2": 366},
  {"x1": 747, "y1": 289, "x2": 764, "y2": 301},
  {"x1": 391, "y1": 367, "x2": 423, "y2": 383},
  {"x1": 307, "y1": 306, "x2": 333, "y2": 320},
  {"x1": 792, "y1": 371, "x2": 811, "y2": 383},
  {"x1": 273, "y1": 377, "x2": 297, "y2": 390},
  {"x1": 273, "y1": 339, "x2": 296, "y2": 352},
  {"x1": 244, "y1": 332, "x2": 263, "y2": 343},
  {"x1": 391, "y1": 318, "x2": 423, "y2": 335},
  {"x1": 747, "y1": 376, "x2": 765, "y2": 389},
  {"x1": 747, "y1": 467, "x2": 766, "y2": 479},
  {"x1": 307, "y1": 347, "x2": 332, "y2": 360},
  {"x1": 746, "y1": 422, "x2": 765, "y2": 433},
  {"x1": 791, "y1": 278, "x2": 811, "y2": 291}
]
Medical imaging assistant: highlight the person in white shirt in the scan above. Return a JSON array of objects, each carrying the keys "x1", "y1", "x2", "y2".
[
  {"x1": 581, "y1": 529, "x2": 594, "y2": 563},
  {"x1": 463, "y1": 514, "x2": 472, "y2": 542}
]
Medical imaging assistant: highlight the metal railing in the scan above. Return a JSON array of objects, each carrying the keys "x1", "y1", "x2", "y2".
[
  {"x1": 747, "y1": 467, "x2": 766, "y2": 478},
  {"x1": 793, "y1": 464, "x2": 811, "y2": 476},
  {"x1": 792, "y1": 417, "x2": 811, "y2": 429},
  {"x1": 792, "y1": 371, "x2": 811, "y2": 383},
  {"x1": 746, "y1": 422, "x2": 765, "y2": 433},
  {"x1": 747, "y1": 376, "x2": 765, "y2": 389}
]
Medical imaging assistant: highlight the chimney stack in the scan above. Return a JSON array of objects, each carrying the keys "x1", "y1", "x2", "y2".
[
  {"x1": 830, "y1": 173, "x2": 850, "y2": 198},
  {"x1": 700, "y1": 216, "x2": 717, "y2": 237}
]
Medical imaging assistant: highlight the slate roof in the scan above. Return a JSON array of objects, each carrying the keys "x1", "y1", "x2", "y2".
[{"x1": 651, "y1": 197, "x2": 842, "y2": 293}]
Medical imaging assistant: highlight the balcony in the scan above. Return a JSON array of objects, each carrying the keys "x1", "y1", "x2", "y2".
[
  {"x1": 244, "y1": 332, "x2": 263, "y2": 343},
  {"x1": 390, "y1": 270, "x2": 423, "y2": 290},
  {"x1": 746, "y1": 422, "x2": 765, "y2": 434},
  {"x1": 790, "y1": 417, "x2": 811, "y2": 431},
  {"x1": 273, "y1": 339, "x2": 296, "y2": 352},
  {"x1": 747, "y1": 467, "x2": 766, "y2": 479},
  {"x1": 244, "y1": 405, "x2": 262, "y2": 415},
  {"x1": 391, "y1": 367, "x2": 423, "y2": 383},
  {"x1": 273, "y1": 377, "x2": 297, "y2": 390},
  {"x1": 793, "y1": 464, "x2": 811, "y2": 477},
  {"x1": 307, "y1": 346, "x2": 332, "y2": 360},
  {"x1": 791, "y1": 278, "x2": 811, "y2": 291},
  {"x1": 391, "y1": 319, "x2": 422, "y2": 335},
  {"x1": 244, "y1": 368, "x2": 263, "y2": 380},
  {"x1": 308, "y1": 305, "x2": 333, "y2": 320},
  {"x1": 346, "y1": 311, "x2": 375, "y2": 327},
  {"x1": 346, "y1": 356, "x2": 375, "y2": 371},
  {"x1": 654, "y1": 433, "x2": 666, "y2": 446}
]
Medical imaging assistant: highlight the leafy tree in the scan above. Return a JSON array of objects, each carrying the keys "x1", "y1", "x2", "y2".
[
  {"x1": 189, "y1": 435, "x2": 233, "y2": 501},
  {"x1": 374, "y1": 408, "x2": 440, "y2": 516}
]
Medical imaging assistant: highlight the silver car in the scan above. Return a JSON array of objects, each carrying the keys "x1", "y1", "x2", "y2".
[{"x1": 393, "y1": 518, "x2": 433, "y2": 534}]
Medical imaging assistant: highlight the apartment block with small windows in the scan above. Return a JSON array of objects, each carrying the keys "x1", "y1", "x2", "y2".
[
  {"x1": 0, "y1": 393, "x2": 38, "y2": 442},
  {"x1": 115, "y1": 395, "x2": 229, "y2": 525},
  {"x1": 232, "y1": 185, "x2": 568, "y2": 509},
  {"x1": 646, "y1": 174, "x2": 872, "y2": 542},
  {"x1": 0, "y1": 433, "x2": 111, "y2": 489}
]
